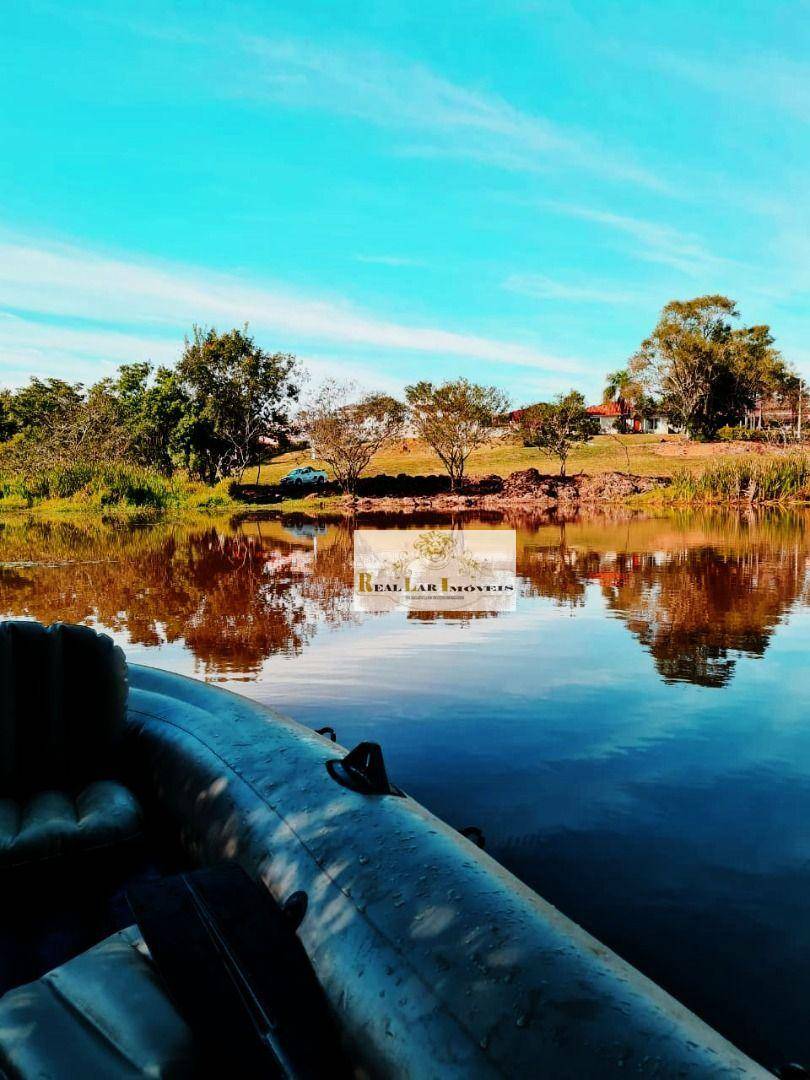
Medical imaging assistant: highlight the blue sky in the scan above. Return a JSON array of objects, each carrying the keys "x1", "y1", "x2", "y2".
[{"x1": 2, "y1": 1, "x2": 809, "y2": 406}]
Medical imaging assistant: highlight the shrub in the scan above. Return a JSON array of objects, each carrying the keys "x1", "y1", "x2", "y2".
[
  {"x1": 0, "y1": 462, "x2": 181, "y2": 510},
  {"x1": 716, "y1": 424, "x2": 804, "y2": 444},
  {"x1": 717, "y1": 425, "x2": 773, "y2": 443},
  {"x1": 182, "y1": 478, "x2": 235, "y2": 510},
  {"x1": 86, "y1": 465, "x2": 178, "y2": 509}
]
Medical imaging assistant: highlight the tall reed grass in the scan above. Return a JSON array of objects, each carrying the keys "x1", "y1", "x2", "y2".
[
  {"x1": 668, "y1": 454, "x2": 810, "y2": 503},
  {"x1": 0, "y1": 462, "x2": 236, "y2": 512}
]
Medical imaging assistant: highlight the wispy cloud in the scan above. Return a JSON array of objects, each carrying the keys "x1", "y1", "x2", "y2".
[
  {"x1": 238, "y1": 36, "x2": 668, "y2": 191},
  {"x1": 0, "y1": 232, "x2": 586, "y2": 385},
  {"x1": 653, "y1": 49, "x2": 810, "y2": 121},
  {"x1": 543, "y1": 202, "x2": 738, "y2": 278},
  {"x1": 355, "y1": 254, "x2": 426, "y2": 267},
  {"x1": 0, "y1": 313, "x2": 176, "y2": 385},
  {"x1": 503, "y1": 273, "x2": 642, "y2": 305},
  {"x1": 296, "y1": 353, "x2": 403, "y2": 395}
]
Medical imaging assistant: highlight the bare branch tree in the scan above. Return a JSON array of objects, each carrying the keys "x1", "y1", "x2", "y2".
[
  {"x1": 299, "y1": 382, "x2": 406, "y2": 493},
  {"x1": 405, "y1": 379, "x2": 508, "y2": 489}
]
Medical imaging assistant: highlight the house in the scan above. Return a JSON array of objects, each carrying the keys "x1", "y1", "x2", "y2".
[
  {"x1": 585, "y1": 402, "x2": 673, "y2": 435},
  {"x1": 744, "y1": 395, "x2": 802, "y2": 430},
  {"x1": 509, "y1": 401, "x2": 676, "y2": 435},
  {"x1": 586, "y1": 402, "x2": 631, "y2": 433}
]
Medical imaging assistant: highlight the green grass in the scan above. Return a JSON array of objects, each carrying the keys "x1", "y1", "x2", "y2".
[
  {"x1": 0, "y1": 463, "x2": 238, "y2": 518},
  {"x1": 254, "y1": 435, "x2": 810, "y2": 512},
  {"x1": 8, "y1": 437, "x2": 803, "y2": 519},
  {"x1": 255, "y1": 434, "x2": 677, "y2": 485},
  {"x1": 257, "y1": 434, "x2": 806, "y2": 485},
  {"x1": 667, "y1": 455, "x2": 810, "y2": 503}
]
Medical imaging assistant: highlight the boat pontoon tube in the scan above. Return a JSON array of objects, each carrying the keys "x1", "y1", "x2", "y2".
[{"x1": 127, "y1": 665, "x2": 769, "y2": 1079}]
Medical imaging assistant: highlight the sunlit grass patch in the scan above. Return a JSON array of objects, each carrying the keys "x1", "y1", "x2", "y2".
[{"x1": 666, "y1": 454, "x2": 810, "y2": 503}]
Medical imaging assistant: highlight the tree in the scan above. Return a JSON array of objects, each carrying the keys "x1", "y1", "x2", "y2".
[
  {"x1": 96, "y1": 362, "x2": 191, "y2": 475},
  {"x1": 137, "y1": 366, "x2": 192, "y2": 475},
  {"x1": 405, "y1": 378, "x2": 508, "y2": 489},
  {"x1": 629, "y1": 296, "x2": 784, "y2": 440},
  {"x1": 520, "y1": 390, "x2": 600, "y2": 475},
  {"x1": 2, "y1": 381, "x2": 134, "y2": 476},
  {"x1": 176, "y1": 326, "x2": 301, "y2": 482},
  {"x1": 602, "y1": 368, "x2": 648, "y2": 433},
  {"x1": 7, "y1": 377, "x2": 84, "y2": 435},
  {"x1": 0, "y1": 390, "x2": 17, "y2": 442},
  {"x1": 299, "y1": 382, "x2": 405, "y2": 493}
]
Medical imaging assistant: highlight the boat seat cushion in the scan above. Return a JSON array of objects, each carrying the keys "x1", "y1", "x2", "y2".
[
  {"x1": 0, "y1": 780, "x2": 142, "y2": 870},
  {"x1": 0, "y1": 926, "x2": 197, "y2": 1078},
  {"x1": 0, "y1": 621, "x2": 128, "y2": 800}
]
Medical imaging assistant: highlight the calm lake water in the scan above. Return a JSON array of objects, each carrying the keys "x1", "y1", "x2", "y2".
[{"x1": 2, "y1": 508, "x2": 810, "y2": 1070}]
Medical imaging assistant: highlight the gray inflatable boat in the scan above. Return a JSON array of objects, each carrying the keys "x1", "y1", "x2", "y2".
[{"x1": 0, "y1": 621, "x2": 769, "y2": 1077}]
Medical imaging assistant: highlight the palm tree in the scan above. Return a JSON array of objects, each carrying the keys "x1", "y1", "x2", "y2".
[{"x1": 603, "y1": 369, "x2": 635, "y2": 433}]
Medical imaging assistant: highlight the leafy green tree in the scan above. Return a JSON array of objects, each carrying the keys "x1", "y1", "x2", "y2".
[
  {"x1": 138, "y1": 366, "x2": 192, "y2": 475},
  {"x1": 520, "y1": 390, "x2": 600, "y2": 475},
  {"x1": 8, "y1": 377, "x2": 84, "y2": 435},
  {"x1": 96, "y1": 362, "x2": 190, "y2": 475},
  {"x1": 299, "y1": 381, "x2": 406, "y2": 493},
  {"x1": 176, "y1": 326, "x2": 301, "y2": 482},
  {"x1": 0, "y1": 390, "x2": 17, "y2": 442},
  {"x1": 405, "y1": 378, "x2": 508, "y2": 489},
  {"x1": 629, "y1": 296, "x2": 785, "y2": 440}
]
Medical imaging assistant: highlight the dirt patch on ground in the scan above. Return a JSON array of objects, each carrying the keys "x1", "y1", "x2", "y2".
[
  {"x1": 346, "y1": 469, "x2": 667, "y2": 513},
  {"x1": 653, "y1": 438, "x2": 772, "y2": 459}
]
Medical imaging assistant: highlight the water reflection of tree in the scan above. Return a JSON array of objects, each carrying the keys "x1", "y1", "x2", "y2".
[
  {"x1": 0, "y1": 517, "x2": 508, "y2": 671},
  {"x1": 515, "y1": 514, "x2": 810, "y2": 686},
  {"x1": 518, "y1": 521, "x2": 604, "y2": 608},
  {"x1": 519, "y1": 544, "x2": 596, "y2": 608},
  {"x1": 601, "y1": 547, "x2": 809, "y2": 687},
  {"x1": 0, "y1": 519, "x2": 338, "y2": 675},
  {"x1": 3, "y1": 512, "x2": 810, "y2": 686}
]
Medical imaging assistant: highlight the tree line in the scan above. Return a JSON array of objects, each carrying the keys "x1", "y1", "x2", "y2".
[
  {"x1": 603, "y1": 295, "x2": 801, "y2": 440},
  {"x1": 0, "y1": 294, "x2": 803, "y2": 493},
  {"x1": 0, "y1": 327, "x2": 300, "y2": 485}
]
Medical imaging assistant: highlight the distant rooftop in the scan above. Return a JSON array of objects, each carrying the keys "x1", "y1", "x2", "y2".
[{"x1": 586, "y1": 402, "x2": 627, "y2": 417}]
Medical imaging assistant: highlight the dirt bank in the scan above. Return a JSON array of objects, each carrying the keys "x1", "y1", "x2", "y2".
[{"x1": 343, "y1": 469, "x2": 668, "y2": 513}]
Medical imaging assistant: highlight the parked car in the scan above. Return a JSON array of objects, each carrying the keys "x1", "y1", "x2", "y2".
[{"x1": 279, "y1": 466, "x2": 328, "y2": 488}]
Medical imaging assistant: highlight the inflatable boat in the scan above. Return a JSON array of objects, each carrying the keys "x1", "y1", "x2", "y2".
[{"x1": 0, "y1": 621, "x2": 769, "y2": 1077}]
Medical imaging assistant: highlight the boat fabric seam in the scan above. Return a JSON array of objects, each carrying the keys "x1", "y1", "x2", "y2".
[
  {"x1": 40, "y1": 970, "x2": 145, "y2": 1075},
  {"x1": 127, "y1": 701, "x2": 512, "y2": 1075},
  {"x1": 0, "y1": 828, "x2": 142, "y2": 870}
]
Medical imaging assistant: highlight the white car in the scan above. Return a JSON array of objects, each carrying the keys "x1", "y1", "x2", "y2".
[{"x1": 279, "y1": 466, "x2": 328, "y2": 488}]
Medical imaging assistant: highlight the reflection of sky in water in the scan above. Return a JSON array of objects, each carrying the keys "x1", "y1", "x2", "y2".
[{"x1": 2, "y1": 511, "x2": 810, "y2": 1067}]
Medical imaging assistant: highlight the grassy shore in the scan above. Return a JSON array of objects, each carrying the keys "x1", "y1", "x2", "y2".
[
  {"x1": 0, "y1": 462, "x2": 238, "y2": 518},
  {"x1": 255, "y1": 433, "x2": 790, "y2": 486},
  {"x1": 6, "y1": 437, "x2": 810, "y2": 519},
  {"x1": 252, "y1": 435, "x2": 810, "y2": 512}
]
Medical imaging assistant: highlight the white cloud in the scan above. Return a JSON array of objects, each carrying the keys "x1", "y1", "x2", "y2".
[
  {"x1": 296, "y1": 353, "x2": 403, "y2": 396},
  {"x1": 543, "y1": 202, "x2": 739, "y2": 278},
  {"x1": 653, "y1": 50, "x2": 810, "y2": 122},
  {"x1": 503, "y1": 273, "x2": 642, "y2": 305},
  {"x1": 238, "y1": 36, "x2": 667, "y2": 191},
  {"x1": 355, "y1": 254, "x2": 426, "y2": 267},
  {"x1": 0, "y1": 313, "x2": 177, "y2": 386},
  {"x1": 0, "y1": 231, "x2": 587, "y2": 384}
]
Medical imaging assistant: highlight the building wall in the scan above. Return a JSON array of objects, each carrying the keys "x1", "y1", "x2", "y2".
[{"x1": 644, "y1": 416, "x2": 670, "y2": 434}]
